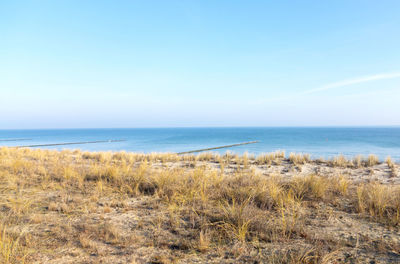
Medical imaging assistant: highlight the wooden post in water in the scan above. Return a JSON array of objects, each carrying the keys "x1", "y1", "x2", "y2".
[
  {"x1": 12, "y1": 139, "x2": 126, "y2": 148},
  {"x1": 0, "y1": 138, "x2": 32, "y2": 142},
  {"x1": 177, "y1": 141, "x2": 259, "y2": 155}
]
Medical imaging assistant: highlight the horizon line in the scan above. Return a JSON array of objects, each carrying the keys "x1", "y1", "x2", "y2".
[{"x1": 1, "y1": 125, "x2": 400, "y2": 130}]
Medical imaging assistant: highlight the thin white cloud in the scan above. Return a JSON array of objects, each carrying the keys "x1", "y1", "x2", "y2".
[
  {"x1": 303, "y1": 72, "x2": 400, "y2": 94},
  {"x1": 253, "y1": 71, "x2": 400, "y2": 105}
]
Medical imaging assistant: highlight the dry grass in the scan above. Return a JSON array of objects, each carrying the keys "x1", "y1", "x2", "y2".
[
  {"x1": 0, "y1": 147, "x2": 398, "y2": 263},
  {"x1": 367, "y1": 154, "x2": 380, "y2": 167},
  {"x1": 386, "y1": 156, "x2": 395, "y2": 169},
  {"x1": 0, "y1": 224, "x2": 28, "y2": 264},
  {"x1": 289, "y1": 153, "x2": 310, "y2": 165},
  {"x1": 329, "y1": 154, "x2": 382, "y2": 168},
  {"x1": 330, "y1": 154, "x2": 349, "y2": 168},
  {"x1": 352, "y1": 155, "x2": 363, "y2": 168},
  {"x1": 255, "y1": 150, "x2": 285, "y2": 165},
  {"x1": 357, "y1": 183, "x2": 400, "y2": 225}
]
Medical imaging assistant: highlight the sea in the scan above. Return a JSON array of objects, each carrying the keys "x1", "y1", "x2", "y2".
[{"x1": 0, "y1": 127, "x2": 399, "y2": 160}]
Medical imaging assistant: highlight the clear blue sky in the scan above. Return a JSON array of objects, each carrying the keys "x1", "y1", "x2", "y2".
[{"x1": 1, "y1": 0, "x2": 400, "y2": 128}]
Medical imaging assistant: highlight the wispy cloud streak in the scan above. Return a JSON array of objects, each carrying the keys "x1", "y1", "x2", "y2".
[{"x1": 303, "y1": 72, "x2": 400, "y2": 94}]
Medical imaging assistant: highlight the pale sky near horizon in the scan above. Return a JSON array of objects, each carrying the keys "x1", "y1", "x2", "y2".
[{"x1": 1, "y1": 0, "x2": 400, "y2": 128}]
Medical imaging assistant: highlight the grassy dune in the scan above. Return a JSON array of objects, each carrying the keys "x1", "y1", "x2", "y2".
[{"x1": 0, "y1": 148, "x2": 399, "y2": 263}]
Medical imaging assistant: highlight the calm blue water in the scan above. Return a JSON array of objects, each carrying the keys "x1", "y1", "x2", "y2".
[{"x1": 0, "y1": 128, "x2": 399, "y2": 160}]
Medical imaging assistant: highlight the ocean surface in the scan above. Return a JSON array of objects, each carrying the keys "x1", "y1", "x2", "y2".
[{"x1": 0, "y1": 127, "x2": 399, "y2": 160}]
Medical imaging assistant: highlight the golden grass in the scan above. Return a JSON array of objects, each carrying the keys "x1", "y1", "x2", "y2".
[
  {"x1": 0, "y1": 224, "x2": 28, "y2": 264},
  {"x1": 289, "y1": 153, "x2": 310, "y2": 165},
  {"x1": 255, "y1": 150, "x2": 285, "y2": 165},
  {"x1": 328, "y1": 154, "x2": 382, "y2": 168},
  {"x1": 367, "y1": 154, "x2": 380, "y2": 167},
  {"x1": 357, "y1": 183, "x2": 400, "y2": 225},
  {"x1": 0, "y1": 147, "x2": 398, "y2": 263},
  {"x1": 330, "y1": 154, "x2": 349, "y2": 168},
  {"x1": 352, "y1": 155, "x2": 363, "y2": 168}
]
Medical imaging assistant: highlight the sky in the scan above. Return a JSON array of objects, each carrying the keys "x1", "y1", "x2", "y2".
[{"x1": 1, "y1": 0, "x2": 400, "y2": 128}]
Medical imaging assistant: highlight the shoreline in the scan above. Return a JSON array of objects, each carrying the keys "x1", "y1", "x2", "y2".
[{"x1": 1, "y1": 127, "x2": 400, "y2": 160}]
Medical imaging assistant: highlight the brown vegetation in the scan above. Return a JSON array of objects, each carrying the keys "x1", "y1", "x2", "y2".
[{"x1": 0, "y1": 147, "x2": 399, "y2": 263}]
